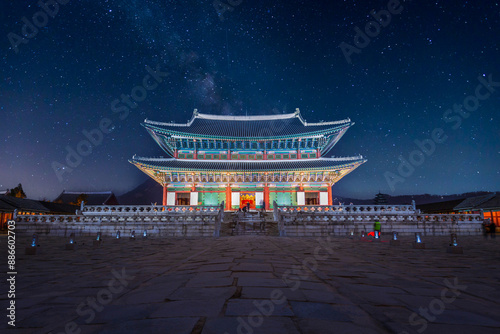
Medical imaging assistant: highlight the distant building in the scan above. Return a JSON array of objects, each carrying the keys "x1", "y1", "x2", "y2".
[
  {"x1": 0, "y1": 198, "x2": 16, "y2": 230},
  {"x1": 0, "y1": 195, "x2": 78, "y2": 230},
  {"x1": 418, "y1": 193, "x2": 500, "y2": 228},
  {"x1": 454, "y1": 193, "x2": 499, "y2": 227},
  {"x1": 373, "y1": 192, "x2": 388, "y2": 205},
  {"x1": 475, "y1": 194, "x2": 500, "y2": 228},
  {"x1": 54, "y1": 191, "x2": 119, "y2": 206}
]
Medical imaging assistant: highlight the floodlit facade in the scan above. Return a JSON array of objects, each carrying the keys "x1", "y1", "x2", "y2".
[{"x1": 130, "y1": 109, "x2": 366, "y2": 210}]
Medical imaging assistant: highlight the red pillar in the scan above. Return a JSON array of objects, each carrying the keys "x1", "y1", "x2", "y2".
[
  {"x1": 327, "y1": 184, "x2": 332, "y2": 206},
  {"x1": 264, "y1": 184, "x2": 270, "y2": 211},
  {"x1": 226, "y1": 184, "x2": 231, "y2": 211},
  {"x1": 163, "y1": 185, "x2": 168, "y2": 206}
]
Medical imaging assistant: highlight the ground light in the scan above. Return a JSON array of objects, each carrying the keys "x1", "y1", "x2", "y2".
[
  {"x1": 25, "y1": 234, "x2": 38, "y2": 255},
  {"x1": 390, "y1": 231, "x2": 400, "y2": 246},
  {"x1": 447, "y1": 233, "x2": 463, "y2": 254},
  {"x1": 93, "y1": 232, "x2": 102, "y2": 247},
  {"x1": 413, "y1": 232, "x2": 425, "y2": 249}
]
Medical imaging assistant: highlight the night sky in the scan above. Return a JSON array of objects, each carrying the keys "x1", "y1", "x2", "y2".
[{"x1": 1, "y1": 0, "x2": 499, "y2": 201}]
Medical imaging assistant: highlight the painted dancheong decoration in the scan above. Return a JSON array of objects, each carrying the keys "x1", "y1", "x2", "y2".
[{"x1": 130, "y1": 109, "x2": 366, "y2": 210}]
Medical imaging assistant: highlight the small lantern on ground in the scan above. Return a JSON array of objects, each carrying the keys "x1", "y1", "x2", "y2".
[
  {"x1": 447, "y1": 233, "x2": 463, "y2": 254},
  {"x1": 412, "y1": 232, "x2": 426, "y2": 249},
  {"x1": 415, "y1": 233, "x2": 422, "y2": 243},
  {"x1": 143, "y1": 230, "x2": 147, "y2": 239},
  {"x1": 31, "y1": 234, "x2": 38, "y2": 247},
  {"x1": 360, "y1": 230, "x2": 366, "y2": 240},
  {"x1": 25, "y1": 234, "x2": 38, "y2": 255},
  {"x1": 450, "y1": 233, "x2": 458, "y2": 246},
  {"x1": 390, "y1": 231, "x2": 400, "y2": 246},
  {"x1": 65, "y1": 233, "x2": 76, "y2": 250},
  {"x1": 130, "y1": 230, "x2": 136, "y2": 240},
  {"x1": 116, "y1": 230, "x2": 121, "y2": 239}
]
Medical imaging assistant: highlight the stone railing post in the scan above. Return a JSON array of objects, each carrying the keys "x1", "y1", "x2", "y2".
[
  {"x1": 273, "y1": 201, "x2": 286, "y2": 236},
  {"x1": 214, "y1": 201, "x2": 224, "y2": 237}
]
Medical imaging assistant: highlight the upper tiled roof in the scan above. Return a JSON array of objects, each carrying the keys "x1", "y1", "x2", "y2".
[
  {"x1": 130, "y1": 156, "x2": 366, "y2": 172},
  {"x1": 143, "y1": 109, "x2": 351, "y2": 139}
]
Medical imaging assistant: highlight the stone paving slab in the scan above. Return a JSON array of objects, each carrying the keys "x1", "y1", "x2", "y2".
[
  {"x1": 225, "y1": 299, "x2": 294, "y2": 316},
  {"x1": 1, "y1": 235, "x2": 500, "y2": 333},
  {"x1": 202, "y1": 316, "x2": 300, "y2": 334}
]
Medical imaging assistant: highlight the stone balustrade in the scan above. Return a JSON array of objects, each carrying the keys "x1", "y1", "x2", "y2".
[
  {"x1": 276, "y1": 208, "x2": 483, "y2": 237},
  {"x1": 14, "y1": 203, "x2": 484, "y2": 238},
  {"x1": 16, "y1": 209, "x2": 221, "y2": 238},
  {"x1": 279, "y1": 204, "x2": 416, "y2": 214},
  {"x1": 81, "y1": 205, "x2": 220, "y2": 215}
]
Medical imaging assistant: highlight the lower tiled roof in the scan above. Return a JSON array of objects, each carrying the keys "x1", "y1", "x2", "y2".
[{"x1": 130, "y1": 156, "x2": 366, "y2": 172}]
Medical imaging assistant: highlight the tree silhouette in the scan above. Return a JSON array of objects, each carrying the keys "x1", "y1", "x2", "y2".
[
  {"x1": 76, "y1": 193, "x2": 88, "y2": 206},
  {"x1": 7, "y1": 183, "x2": 27, "y2": 198}
]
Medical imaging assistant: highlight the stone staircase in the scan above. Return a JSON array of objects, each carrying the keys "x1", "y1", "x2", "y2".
[{"x1": 221, "y1": 211, "x2": 279, "y2": 236}]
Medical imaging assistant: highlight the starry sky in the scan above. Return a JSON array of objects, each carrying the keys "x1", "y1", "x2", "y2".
[{"x1": 1, "y1": 0, "x2": 499, "y2": 201}]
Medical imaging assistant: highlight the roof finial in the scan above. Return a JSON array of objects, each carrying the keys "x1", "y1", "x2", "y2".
[
  {"x1": 295, "y1": 108, "x2": 300, "y2": 115},
  {"x1": 193, "y1": 109, "x2": 198, "y2": 116}
]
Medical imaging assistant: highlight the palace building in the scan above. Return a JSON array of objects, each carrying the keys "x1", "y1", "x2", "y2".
[{"x1": 130, "y1": 109, "x2": 366, "y2": 210}]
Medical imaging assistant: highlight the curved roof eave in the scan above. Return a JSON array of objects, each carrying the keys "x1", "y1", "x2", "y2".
[
  {"x1": 129, "y1": 156, "x2": 367, "y2": 173},
  {"x1": 142, "y1": 122, "x2": 352, "y2": 141}
]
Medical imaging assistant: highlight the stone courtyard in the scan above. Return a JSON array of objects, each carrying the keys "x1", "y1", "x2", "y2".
[{"x1": 3, "y1": 235, "x2": 500, "y2": 334}]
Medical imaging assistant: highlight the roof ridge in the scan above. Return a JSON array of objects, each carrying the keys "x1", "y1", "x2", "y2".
[{"x1": 143, "y1": 108, "x2": 351, "y2": 127}]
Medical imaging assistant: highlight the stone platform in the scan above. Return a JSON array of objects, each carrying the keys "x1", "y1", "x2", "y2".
[{"x1": 3, "y1": 235, "x2": 500, "y2": 333}]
